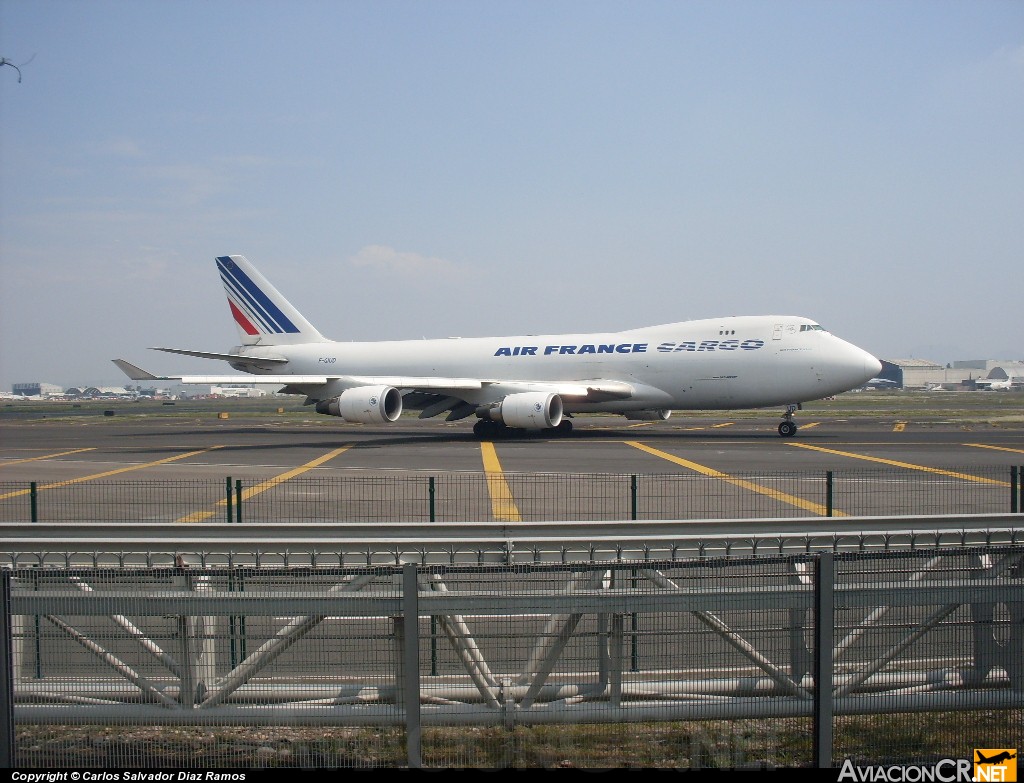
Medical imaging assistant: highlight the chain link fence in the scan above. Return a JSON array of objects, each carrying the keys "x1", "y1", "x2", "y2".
[{"x1": 2, "y1": 465, "x2": 1021, "y2": 524}]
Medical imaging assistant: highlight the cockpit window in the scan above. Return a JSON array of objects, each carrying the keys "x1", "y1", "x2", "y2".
[{"x1": 800, "y1": 324, "x2": 825, "y2": 332}]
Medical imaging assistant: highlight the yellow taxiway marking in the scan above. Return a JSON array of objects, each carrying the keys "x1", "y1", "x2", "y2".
[
  {"x1": 589, "y1": 422, "x2": 657, "y2": 431},
  {"x1": 0, "y1": 447, "x2": 225, "y2": 500},
  {"x1": 626, "y1": 441, "x2": 843, "y2": 516},
  {"x1": 177, "y1": 444, "x2": 354, "y2": 522},
  {"x1": 591, "y1": 421, "x2": 739, "y2": 432},
  {"x1": 787, "y1": 443, "x2": 1010, "y2": 486},
  {"x1": 0, "y1": 447, "x2": 96, "y2": 466},
  {"x1": 893, "y1": 422, "x2": 907, "y2": 432},
  {"x1": 967, "y1": 443, "x2": 1024, "y2": 456},
  {"x1": 480, "y1": 442, "x2": 522, "y2": 522}
]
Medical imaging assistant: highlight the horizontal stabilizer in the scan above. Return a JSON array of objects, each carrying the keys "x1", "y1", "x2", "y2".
[
  {"x1": 112, "y1": 359, "x2": 162, "y2": 381},
  {"x1": 151, "y1": 347, "x2": 289, "y2": 364}
]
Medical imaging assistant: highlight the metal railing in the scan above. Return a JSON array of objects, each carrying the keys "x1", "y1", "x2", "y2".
[{"x1": 2, "y1": 541, "x2": 1022, "y2": 768}]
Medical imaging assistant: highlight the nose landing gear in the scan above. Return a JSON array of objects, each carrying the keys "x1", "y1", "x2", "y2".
[{"x1": 778, "y1": 403, "x2": 801, "y2": 437}]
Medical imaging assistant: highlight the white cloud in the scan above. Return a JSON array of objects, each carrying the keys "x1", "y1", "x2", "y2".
[
  {"x1": 989, "y1": 42, "x2": 1024, "y2": 76},
  {"x1": 348, "y1": 244, "x2": 462, "y2": 279},
  {"x1": 97, "y1": 136, "x2": 146, "y2": 158}
]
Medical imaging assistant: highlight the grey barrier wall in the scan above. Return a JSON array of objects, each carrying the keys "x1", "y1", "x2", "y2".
[{"x1": 2, "y1": 546, "x2": 1022, "y2": 769}]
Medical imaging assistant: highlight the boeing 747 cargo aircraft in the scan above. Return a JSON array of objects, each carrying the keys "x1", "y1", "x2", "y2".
[{"x1": 114, "y1": 255, "x2": 881, "y2": 438}]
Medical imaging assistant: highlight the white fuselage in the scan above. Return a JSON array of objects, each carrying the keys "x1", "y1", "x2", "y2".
[{"x1": 234, "y1": 314, "x2": 880, "y2": 412}]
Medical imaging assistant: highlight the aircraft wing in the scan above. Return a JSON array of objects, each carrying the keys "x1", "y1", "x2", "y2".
[
  {"x1": 333, "y1": 376, "x2": 634, "y2": 401},
  {"x1": 112, "y1": 360, "x2": 329, "y2": 385},
  {"x1": 114, "y1": 360, "x2": 635, "y2": 404},
  {"x1": 338, "y1": 376, "x2": 484, "y2": 391},
  {"x1": 481, "y1": 379, "x2": 635, "y2": 400}
]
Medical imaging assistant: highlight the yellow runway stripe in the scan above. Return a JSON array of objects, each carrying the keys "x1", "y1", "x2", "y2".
[
  {"x1": 0, "y1": 447, "x2": 96, "y2": 466},
  {"x1": 177, "y1": 510, "x2": 218, "y2": 523},
  {"x1": 893, "y1": 422, "x2": 906, "y2": 432},
  {"x1": 967, "y1": 443, "x2": 1024, "y2": 456},
  {"x1": 0, "y1": 447, "x2": 224, "y2": 500},
  {"x1": 480, "y1": 442, "x2": 522, "y2": 522},
  {"x1": 626, "y1": 441, "x2": 843, "y2": 516},
  {"x1": 787, "y1": 443, "x2": 1009, "y2": 485},
  {"x1": 177, "y1": 444, "x2": 354, "y2": 523}
]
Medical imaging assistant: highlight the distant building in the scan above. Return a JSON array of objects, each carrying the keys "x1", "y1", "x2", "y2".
[
  {"x1": 952, "y1": 359, "x2": 1020, "y2": 372},
  {"x1": 974, "y1": 361, "x2": 1024, "y2": 390},
  {"x1": 134, "y1": 387, "x2": 176, "y2": 398},
  {"x1": 78, "y1": 386, "x2": 133, "y2": 398},
  {"x1": 874, "y1": 360, "x2": 904, "y2": 387},
  {"x1": 884, "y1": 359, "x2": 1024, "y2": 390},
  {"x1": 11, "y1": 382, "x2": 63, "y2": 397},
  {"x1": 206, "y1": 385, "x2": 270, "y2": 398},
  {"x1": 978, "y1": 361, "x2": 1024, "y2": 380},
  {"x1": 884, "y1": 359, "x2": 949, "y2": 389}
]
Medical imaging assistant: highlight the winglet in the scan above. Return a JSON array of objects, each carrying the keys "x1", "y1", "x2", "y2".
[{"x1": 112, "y1": 359, "x2": 163, "y2": 381}]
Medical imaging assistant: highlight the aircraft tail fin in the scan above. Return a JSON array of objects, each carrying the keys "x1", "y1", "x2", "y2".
[{"x1": 216, "y1": 255, "x2": 326, "y2": 345}]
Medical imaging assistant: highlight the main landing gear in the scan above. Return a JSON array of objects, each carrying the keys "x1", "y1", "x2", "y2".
[
  {"x1": 472, "y1": 419, "x2": 574, "y2": 439},
  {"x1": 778, "y1": 403, "x2": 801, "y2": 437}
]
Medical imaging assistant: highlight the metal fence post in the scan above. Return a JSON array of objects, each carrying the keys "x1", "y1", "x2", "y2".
[
  {"x1": 1011, "y1": 464, "x2": 1019, "y2": 513},
  {"x1": 429, "y1": 477, "x2": 436, "y2": 523},
  {"x1": 1, "y1": 570, "x2": 15, "y2": 767},
  {"x1": 30, "y1": 481, "x2": 38, "y2": 523},
  {"x1": 225, "y1": 477, "x2": 233, "y2": 524},
  {"x1": 826, "y1": 471, "x2": 834, "y2": 518},
  {"x1": 813, "y1": 552, "x2": 835, "y2": 769},
  {"x1": 1012, "y1": 466, "x2": 1019, "y2": 514},
  {"x1": 402, "y1": 563, "x2": 422, "y2": 768},
  {"x1": 630, "y1": 475, "x2": 637, "y2": 520},
  {"x1": 235, "y1": 479, "x2": 243, "y2": 524},
  {"x1": 630, "y1": 568, "x2": 639, "y2": 671}
]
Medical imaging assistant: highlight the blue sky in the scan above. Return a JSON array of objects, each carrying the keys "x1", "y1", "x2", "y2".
[{"x1": 1, "y1": 0, "x2": 1022, "y2": 388}]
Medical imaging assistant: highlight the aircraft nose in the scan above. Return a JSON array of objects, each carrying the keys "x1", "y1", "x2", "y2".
[
  {"x1": 834, "y1": 341, "x2": 882, "y2": 389},
  {"x1": 866, "y1": 353, "x2": 883, "y2": 380}
]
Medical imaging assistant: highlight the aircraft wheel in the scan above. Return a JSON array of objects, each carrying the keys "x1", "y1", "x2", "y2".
[
  {"x1": 474, "y1": 419, "x2": 511, "y2": 439},
  {"x1": 556, "y1": 420, "x2": 573, "y2": 434},
  {"x1": 778, "y1": 421, "x2": 798, "y2": 437}
]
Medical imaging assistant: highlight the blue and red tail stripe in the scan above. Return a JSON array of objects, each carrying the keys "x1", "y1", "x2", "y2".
[
  {"x1": 227, "y1": 300, "x2": 260, "y2": 336},
  {"x1": 216, "y1": 256, "x2": 300, "y2": 335}
]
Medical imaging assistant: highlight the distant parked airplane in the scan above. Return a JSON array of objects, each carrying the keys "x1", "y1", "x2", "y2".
[
  {"x1": 976, "y1": 377, "x2": 1015, "y2": 391},
  {"x1": 114, "y1": 255, "x2": 881, "y2": 438}
]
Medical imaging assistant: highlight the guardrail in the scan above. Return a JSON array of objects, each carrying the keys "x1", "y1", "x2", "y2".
[{"x1": 1, "y1": 512, "x2": 1021, "y2": 567}]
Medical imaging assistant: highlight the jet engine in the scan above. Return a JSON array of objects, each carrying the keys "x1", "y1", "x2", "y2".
[
  {"x1": 315, "y1": 385, "x2": 403, "y2": 424},
  {"x1": 480, "y1": 391, "x2": 563, "y2": 429},
  {"x1": 624, "y1": 409, "x2": 672, "y2": 421}
]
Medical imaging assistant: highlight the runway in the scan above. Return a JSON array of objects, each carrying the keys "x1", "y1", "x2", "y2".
[
  {"x1": 2, "y1": 399, "x2": 1022, "y2": 524},
  {"x1": 1, "y1": 403, "x2": 1021, "y2": 480},
  {"x1": 3, "y1": 400, "x2": 1022, "y2": 770}
]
